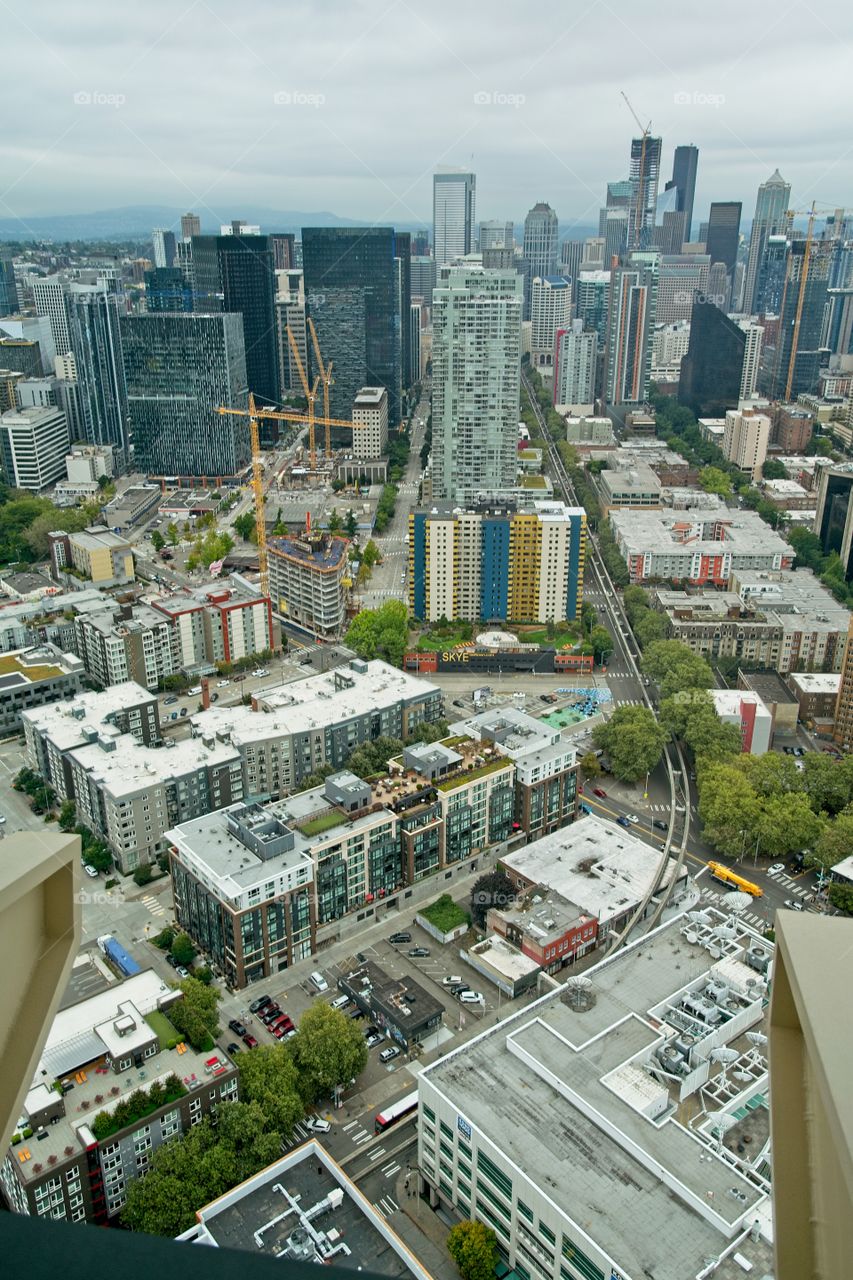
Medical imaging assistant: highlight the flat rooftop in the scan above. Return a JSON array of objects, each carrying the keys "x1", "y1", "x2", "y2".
[
  {"x1": 611, "y1": 508, "x2": 791, "y2": 557},
  {"x1": 0, "y1": 647, "x2": 69, "y2": 684},
  {"x1": 738, "y1": 671, "x2": 798, "y2": 705},
  {"x1": 185, "y1": 1143, "x2": 432, "y2": 1280},
  {"x1": 788, "y1": 672, "x2": 841, "y2": 694},
  {"x1": 69, "y1": 727, "x2": 239, "y2": 798},
  {"x1": 70, "y1": 528, "x2": 131, "y2": 551},
  {"x1": 500, "y1": 813, "x2": 683, "y2": 925},
  {"x1": 423, "y1": 913, "x2": 775, "y2": 1280},
  {"x1": 192, "y1": 660, "x2": 439, "y2": 744},
  {"x1": 21, "y1": 681, "x2": 155, "y2": 749},
  {"x1": 469, "y1": 935, "x2": 540, "y2": 982}
]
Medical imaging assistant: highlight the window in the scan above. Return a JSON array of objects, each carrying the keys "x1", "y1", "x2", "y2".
[
  {"x1": 477, "y1": 1149, "x2": 512, "y2": 1200},
  {"x1": 518, "y1": 1200, "x2": 533, "y2": 1222},
  {"x1": 539, "y1": 1223, "x2": 556, "y2": 1245},
  {"x1": 422, "y1": 1104, "x2": 435, "y2": 1124},
  {"x1": 475, "y1": 1199, "x2": 509, "y2": 1241},
  {"x1": 561, "y1": 1236, "x2": 604, "y2": 1280}
]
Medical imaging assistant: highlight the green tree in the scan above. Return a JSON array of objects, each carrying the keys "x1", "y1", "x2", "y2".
[
  {"x1": 741, "y1": 752, "x2": 803, "y2": 797},
  {"x1": 237, "y1": 1044, "x2": 304, "y2": 1137},
  {"x1": 697, "y1": 762, "x2": 762, "y2": 857},
  {"x1": 580, "y1": 751, "x2": 602, "y2": 777},
  {"x1": 290, "y1": 1003, "x2": 368, "y2": 1102},
  {"x1": 761, "y1": 458, "x2": 787, "y2": 480},
  {"x1": 150, "y1": 530, "x2": 165, "y2": 552},
  {"x1": 807, "y1": 808, "x2": 853, "y2": 871},
  {"x1": 633, "y1": 609, "x2": 668, "y2": 649},
  {"x1": 58, "y1": 799, "x2": 77, "y2": 833},
  {"x1": 168, "y1": 977, "x2": 220, "y2": 1051},
  {"x1": 362, "y1": 539, "x2": 381, "y2": 567},
  {"x1": 800, "y1": 753, "x2": 853, "y2": 815},
  {"x1": 580, "y1": 600, "x2": 597, "y2": 636},
  {"x1": 346, "y1": 735, "x2": 405, "y2": 778},
  {"x1": 166, "y1": 521, "x2": 180, "y2": 546},
  {"x1": 641, "y1": 640, "x2": 713, "y2": 700},
  {"x1": 345, "y1": 599, "x2": 408, "y2": 666},
  {"x1": 345, "y1": 509, "x2": 358, "y2": 539},
  {"x1": 152, "y1": 926, "x2": 176, "y2": 951},
  {"x1": 328, "y1": 510, "x2": 342, "y2": 534},
  {"x1": 592, "y1": 706, "x2": 667, "y2": 783},
  {"x1": 684, "y1": 707, "x2": 742, "y2": 765},
  {"x1": 171, "y1": 931, "x2": 197, "y2": 966},
  {"x1": 188, "y1": 528, "x2": 234, "y2": 570},
  {"x1": 447, "y1": 1220, "x2": 499, "y2": 1280},
  {"x1": 622, "y1": 585, "x2": 651, "y2": 621},
  {"x1": 589, "y1": 625, "x2": 613, "y2": 662},
  {"x1": 755, "y1": 792, "x2": 823, "y2": 861},
  {"x1": 470, "y1": 870, "x2": 516, "y2": 928},
  {"x1": 699, "y1": 466, "x2": 733, "y2": 497},
  {"x1": 828, "y1": 882, "x2": 853, "y2": 914},
  {"x1": 233, "y1": 511, "x2": 257, "y2": 542}
]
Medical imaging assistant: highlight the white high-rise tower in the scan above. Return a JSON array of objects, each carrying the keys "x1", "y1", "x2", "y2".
[{"x1": 433, "y1": 168, "x2": 476, "y2": 266}]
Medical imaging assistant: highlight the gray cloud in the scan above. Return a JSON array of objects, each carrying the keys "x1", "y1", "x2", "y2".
[{"x1": 2, "y1": 0, "x2": 851, "y2": 228}]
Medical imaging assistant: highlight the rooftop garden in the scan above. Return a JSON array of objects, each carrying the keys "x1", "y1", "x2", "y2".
[
  {"x1": 434, "y1": 756, "x2": 510, "y2": 790},
  {"x1": 0, "y1": 653, "x2": 62, "y2": 681},
  {"x1": 415, "y1": 619, "x2": 474, "y2": 652},
  {"x1": 144, "y1": 1009, "x2": 182, "y2": 1051},
  {"x1": 519, "y1": 474, "x2": 548, "y2": 489},
  {"x1": 296, "y1": 809, "x2": 346, "y2": 837},
  {"x1": 420, "y1": 893, "x2": 469, "y2": 933},
  {"x1": 90, "y1": 1073, "x2": 187, "y2": 1141}
]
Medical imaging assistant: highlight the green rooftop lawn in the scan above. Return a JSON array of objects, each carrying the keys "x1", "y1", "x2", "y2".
[
  {"x1": 420, "y1": 893, "x2": 469, "y2": 932},
  {"x1": 297, "y1": 810, "x2": 345, "y2": 837},
  {"x1": 520, "y1": 474, "x2": 547, "y2": 489},
  {"x1": 144, "y1": 1009, "x2": 181, "y2": 1049},
  {"x1": 0, "y1": 653, "x2": 62, "y2": 681},
  {"x1": 433, "y1": 756, "x2": 510, "y2": 790}
]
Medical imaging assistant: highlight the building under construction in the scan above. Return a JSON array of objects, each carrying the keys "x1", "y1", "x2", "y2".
[{"x1": 267, "y1": 524, "x2": 350, "y2": 638}]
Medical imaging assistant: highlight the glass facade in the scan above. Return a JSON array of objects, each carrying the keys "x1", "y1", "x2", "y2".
[
  {"x1": 678, "y1": 295, "x2": 746, "y2": 417},
  {"x1": 121, "y1": 312, "x2": 250, "y2": 478},
  {"x1": 302, "y1": 227, "x2": 402, "y2": 428}
]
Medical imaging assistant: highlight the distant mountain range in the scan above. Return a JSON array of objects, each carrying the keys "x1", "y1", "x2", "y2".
[{"x1": 0, "y1": 204, "x2": 599, "y2": 245}]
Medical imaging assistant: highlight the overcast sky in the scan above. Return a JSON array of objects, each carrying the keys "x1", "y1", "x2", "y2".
[{"x1": 3, "y1": 0, "x2": 852, "y2": 232}]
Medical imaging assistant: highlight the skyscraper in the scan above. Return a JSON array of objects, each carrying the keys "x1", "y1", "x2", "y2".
[
  {"x1": 522, "y1": 203, "x2": 559, "y2": 319},
  {"x1": 754, "y1": 233, "x2": 790, "y2": 314},
  {"x1": 180, "y1": 212, "x2": 201, "y2": 240},
  {"x1": 410, "y1": 256, "x2": 436, "y2": 307},
  {"x1": 144, "y1": 267, "x2": 193, "y2": 313},
  {"x1": 301, "y1": 226, "x2": 402, "y2": 427},
  {"x1": 574, "y1": 271, "x2": 610, "y2": 342},
  {"x1": 560, "y1": 240, "x2": 585, "y2": 282},
  {"x1": 151, "y1": 228, "x2": 176, "y2": 269},
  {"x1": 627, "y1": 135, "x2": 662, "y2": 249},
  {"x1": 530, "y1": 276, "x2": 572, "y2": 365},
  {"x1": 604, "y1": 254, "x2": 658, "y2": 414},
  {"x1": 190, "y1": 233, "x2": 278, "y2": 411},
  {"x1": 32, "y1": 275, "x2": 72, "y2": 357},
  {"x1": 479, "y1": 220, "x2": 514, "y2": 251},
  {"x1": 431, "y1": 265, "x2": 522, "y2": 503},
  {"x1": 666, "y1": 144, "x2": 699, "y2": 243},
  {"x1": 554, "y1": 320, "x2": 597, "y2": 408},
  {"x1": 121, "y1": 312, "x2": 249, "y2": 480},
  {"x1": 396, "y1": 231, "x2": 413, "y2": 391},
  {"x1": 0, "y1": 249, "x2": 17, "y2": 316},
  {"x1": 705, "y1": 202, "x2": 742, "y2": 281},
  {"x1": 66, "y1": 284, "x2": 130, "y2": 467},
  {"x1": 270, "y1": 233, "x2": 296, "y2": 270},
  {"x1": 761, "y1": 240, "x2": 832, "y2": 399},
  {"x1": 275, "y1": 269, "x2": 307, "y2": 395},
  {"x1": 814, "y1": 465, "x2": 853, "y2": 581},
  {"x1": 678, "y1": 294, "x2": 748, "y2": 417},
  {"x1": 743, "y1": 170, "x2": 791, "y2": 314},
  {"x1": 433, "y1": 168, "x2": 476, "y2": 266}
]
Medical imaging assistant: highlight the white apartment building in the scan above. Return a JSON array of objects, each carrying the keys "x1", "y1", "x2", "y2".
[
  {"x1": 722, "y1": 407, "x2": 771, "y2": 483},
  {"x1": 529, "y1": 276, "x2": 572, "y2": 365},
  {"x1": 738, "y1": 321, "x2": 764, "y2": 399},
  {"x1": 31, "y1": 275, "x2": 72, "y2": 357},
  {"x1": 431, "y1": 265, "x2": 522, "y2": 503},
  {"x1": 553, "y1": 320, "x2": 597, "y2": 410},
  {"x1": 65, "y1": 444, "x2": 114, "y2": 482},
  {"x1": 352, "y1": 386, "x2": 389, "y2": 459},
  {"x1": 0, "y1": 405, "x2": 69, "y2": 492},
  {"x1": 651, "y1": 320, "x2": 691, "y2": 377}
]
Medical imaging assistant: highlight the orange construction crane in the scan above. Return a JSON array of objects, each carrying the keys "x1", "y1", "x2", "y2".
[{"x1": 307, "y1": 316, "x2": 334, "y2": 460}]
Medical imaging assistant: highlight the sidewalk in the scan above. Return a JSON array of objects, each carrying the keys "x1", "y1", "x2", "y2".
[{"x1": 391, "y1": 1174, "x2": 459, "y2": 1280}]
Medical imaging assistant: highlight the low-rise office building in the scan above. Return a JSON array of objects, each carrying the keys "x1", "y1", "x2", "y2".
[
  {"x1": 711, "y1": 688, "x2": 773, "y2": 753},
  {"x1": 49, "y1": 527, "x2": 135, "y2": 587},
  {"x1": 351, "y1": 386, "x2": 389, "y2": 459},
  {"x1": 597, "y1": 457, "x2": 662, "y2": 514},
  {"x1": 0, "y1": 970, "x2": 238, "y2": 1226},
  {"x1": 418, "y1": 913, "x2": 775, "y2": 1280},
  {"x1": 0, "y1": 645, "x2": 83, "y2": 735},
  {"x1": 488, "y1": 890, "x2": 597, "y2": 974},
  {"x1": 0, "y1": 405, "x2": 69, "y2": 492},
  {"x1": 736, "y1": 670, "x2": 799, "y2": 739},
  {"x1": 337, "y1": 960, "x2": 444, "y2": 1050},
  {"x1": 610, "y1": 508, "x2": 792, "y2": 585}
]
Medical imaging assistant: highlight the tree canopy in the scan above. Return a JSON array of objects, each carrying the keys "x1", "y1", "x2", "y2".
[
  {"x1": 290, "y1": 1003, "x2": 368, "y2": 1102},
  {"x1": 592, "y1": 705, "x2": 667, "y2": 782},
  {"x1": 236, "y1": 1043, "x2": 304, "y2": 1136},
  {"x1": 641, "y1": 639, "x2": 714, "y2": 700},
  {"x1": 345, "y1": 599, "x2": 409, "y2": 666},
  {"x1": 447, "y1": 1220, "x2": 499, "y2": 1280},
  {"x1": 168, "y1": 977, "x2": 220, "y2": 1051},
  {"x1": 470, "y1": 870, "x2": 516, "y2": 928}
]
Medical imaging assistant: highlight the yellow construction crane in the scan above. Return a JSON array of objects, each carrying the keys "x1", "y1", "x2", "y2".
[
  {"x1": 307, "y1": 317, "x2": 334, "y2": 460},
  {"x1": 620, "y1": 91, "x2": 652, "y2": 251}
]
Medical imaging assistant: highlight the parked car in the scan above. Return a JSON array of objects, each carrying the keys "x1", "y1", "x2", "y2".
[
  {"x1": 164, "y1": 695, "x2": 178, "y2": 705},
  {"x1": 242, "y1": 1033, "x2": 259, "y2": 1048},
  {"x1": 83, "y1": 864, "x2": 99, "y2": 878},
  {"x1": 365, "y1": 1033, "x2": 384, "y2": 1049},
  {"x1": 653, "y1": 820, "x2": 668, "y2": 832},
  {"x1": 768, "y1": 863, "x2": 785, "y2": 875},
  {"x1": 330, "y1": 994, "x2": 350, "y2": 1010},
  {"x1": 175, "y1": 965, "x2": 189, "y2": 978},
  {"x1": 305, "y1": 1117, "x2": 331, "y2": 1134},
  {"x1": 625, "y1": 813, "x2": 639, "y2": 824},
  {"x1": 449, "y1": 983, "x2": 469, "y2": 996},
  {"x1": 249, "y1": 994, "x2": 272, "y2": 1013},
  {"x1": 442, "y1": 975, "x2": 463, "y2": 986},
  {"x1": 228, "y1": 1019, "x2": 247, "y2": 1037},
  {"x1": 592, "y1": 787, "x2": 607, "y2": 799},
  {"x1": 211, "y1": 693, "x2": 219, "y2": 702},
  {"x1": 170, "y1": 712, "x2": 178, "y2": 721},
  {"x1": 459, "y1": 990, "x2": 484, "y2": 1005},
  {"x1": 408, "y1": 947, "x2": 430, "y2": 957},
  {"x1": 165, "y1": 953, "x2": 178, "y2": 969},
  {"x1": 389, "y1": 932, "x2": 411, "y2": 944},
  {"x1": 217, "y1": 679, "x2": 230, "y2": 688},
  {"x1": 261, "y1": 1004, "x2": 282, "y2": 1023},
  {"x1": 784, "y1": 899, "x2": 805, "y2": 911},
  {"x1": 226, "y1": 1042, "x2": 242, "y2": 1055},
  {"x1": 180, "y1": 707, "x2": 188, "y2": 717},
  {"x1": 616, "y1": 816, "x2": 631, "y2": 828},
  {"x1": 379, "y1": 1046, "x2": 400, "y2": 1063}
]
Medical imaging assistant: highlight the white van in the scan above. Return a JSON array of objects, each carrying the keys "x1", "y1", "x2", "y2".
[
  {"x1": 310, "y1": 971, "x2": 329, "y2": 992},
  {"x1": 330, "y1": 993, "x2": 350, "y2": 1009},
  {"x1": 459, "y1": 991, "x2": 484, "y2": 1005}
]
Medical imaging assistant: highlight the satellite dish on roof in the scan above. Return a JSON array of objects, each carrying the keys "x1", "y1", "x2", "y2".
[
  {"x1": 684, "y1": 931, "x2": 699, "y2": 944},
  {"x1": 711, "y1": 1048, "x2": 739, "y2": 1065},
  {"x1": 563, "y1": 975, "x2": 595, "y2": 1011},
  {"x1": 688, "y1": 910, "x2": 713, "y2": 924},
  {"x1": 746, "y1": 1031, "x2": 767, "y2": 1047},
  {"x1": 722, "y1": 891, "x2": 752, "y2": 914},
  {"x1": 708, "y1": 1110, "x2": 737, "y2": 1135},
  {"x1": 714, "y1": 924, "x2": 737, "y2": 940}
]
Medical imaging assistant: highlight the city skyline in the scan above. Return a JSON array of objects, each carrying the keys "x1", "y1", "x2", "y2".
[{"x1": 2, "y1": 1, "x2": 852, "y2": 231}]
